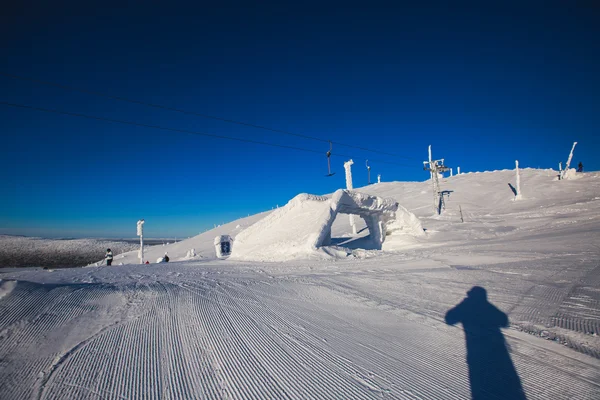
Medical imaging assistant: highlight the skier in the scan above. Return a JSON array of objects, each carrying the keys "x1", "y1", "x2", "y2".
[
  {"x1": 577, "y1": 162, "x2": 583, "y2": 172},
  {"x1": 105, "y1": 249, "x2": 113, "y2": 266}
]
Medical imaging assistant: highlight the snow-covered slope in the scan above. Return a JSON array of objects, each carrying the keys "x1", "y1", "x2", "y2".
[
  {"x1": 2, "y1": 168, "x2": 599, "y2": 399},
  {"x1": 97, "y1": 211, "x2": 271, "y2": 266},
  {"x1": 107, "y1": 168, "x2": 600, "y2": 265}
]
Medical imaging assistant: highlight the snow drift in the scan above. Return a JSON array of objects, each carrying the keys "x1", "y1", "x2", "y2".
[{"x1": 230, "y1": 189, "x2": 424, "y2": 261}]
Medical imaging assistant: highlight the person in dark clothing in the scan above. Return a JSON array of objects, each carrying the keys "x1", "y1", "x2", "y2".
[
  {"x1": 577, "y1": 162, "x2": 583, "y2": 172},
  {"x1": 163, "y1": 253, "x2": 169, "y2": 262},
  {"x1": 445, "y1": 287, "x2": 526, "y2": 400},
  {"x1": 105, "y1": 249, "x2": 113, "y2": 266}
]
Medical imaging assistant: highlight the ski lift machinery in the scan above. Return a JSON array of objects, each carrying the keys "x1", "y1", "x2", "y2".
[{"x1": 326, "y1": 141, "x2": 335, "y2": 177}]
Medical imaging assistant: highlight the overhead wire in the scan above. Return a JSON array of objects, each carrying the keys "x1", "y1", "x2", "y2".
[
  {"x1": 0, "y1": 71, "x2": 420, "y2": 160},
  {"x1": 0, "y1": 101, "x2": 418, "y2": 168}
]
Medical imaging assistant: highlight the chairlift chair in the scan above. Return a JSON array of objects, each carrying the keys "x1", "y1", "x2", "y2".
[{"x1": 325, "y1": 141, "x2": 335, "y2": 176}]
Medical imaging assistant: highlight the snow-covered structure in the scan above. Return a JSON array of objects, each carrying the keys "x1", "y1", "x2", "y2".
[
  {"x1": 214, "y1": 235, "x2": 233, "y2": 258},
  {"x1": 230, "y1": 189, "x2": 424, "y2": 261}
]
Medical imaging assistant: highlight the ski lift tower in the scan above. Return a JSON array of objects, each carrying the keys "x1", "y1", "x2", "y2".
[{"x1": 423, "y1": 146, "x2": 450, "y2": 214}]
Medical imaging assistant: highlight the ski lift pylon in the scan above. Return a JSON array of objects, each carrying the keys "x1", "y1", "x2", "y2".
[{"x1": 325, "y1": 141, "x2": 335, "y2": 177}]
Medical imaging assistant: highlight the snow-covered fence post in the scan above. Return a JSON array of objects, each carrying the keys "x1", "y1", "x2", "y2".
[
  {"x1": 344, "y1": 159, "x2": 357, "y2": 234},
  {"x1": 377, "y1": 174, "x2": 381, "y2": 183},
  {"x1": 560, "y1": 142, "x2": 577, "y2": 180},
  {"x1": 450, "y1": 168, "x2": 453, "y2": 177},
  {"x1": 515, "y1": 160, "x2": 522, "y2": 200},
  {"x1": 137, "y1": 219, "x2": 145, "y2": 264},
  {"x1": 457, "y1": 166, "x2": 460, "y2": 175}
]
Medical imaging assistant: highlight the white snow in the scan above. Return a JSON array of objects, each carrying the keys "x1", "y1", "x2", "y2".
[
  {"x1": 1, "y1": 168, "x2": 600, "y2": 399},
  {"x1": 230, "y1": 189, "x2": 422, "y2": 261}
]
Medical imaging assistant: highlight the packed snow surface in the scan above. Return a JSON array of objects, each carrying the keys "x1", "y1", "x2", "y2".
[{"x1": 1, "y1": 168, "x2": 600, "y2": 399}]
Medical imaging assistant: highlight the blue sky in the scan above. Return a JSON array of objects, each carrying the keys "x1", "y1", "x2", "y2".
[{"x1": 1, "y1": 1, "x2": 599, "y2": 238}]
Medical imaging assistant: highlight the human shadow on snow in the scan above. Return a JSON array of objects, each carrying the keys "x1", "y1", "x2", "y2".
[{"x1": 445, "y1": 286, "x2": 527, "y2": 400}]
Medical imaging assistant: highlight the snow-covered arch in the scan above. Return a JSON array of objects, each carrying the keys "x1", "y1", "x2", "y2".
[{"x1": 230, "y1": 189, "x2": 424, "y2": 261}]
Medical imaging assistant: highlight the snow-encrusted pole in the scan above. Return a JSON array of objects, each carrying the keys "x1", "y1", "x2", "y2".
[
  {"x1": 561, "y1": 141, "x2": 578, "y2": 180},
  {"x1": 344, "y1": 159, "x2": 354, "y2": 190},
  {"x1": 457, "y1": 166, "x2": 461, "y2": 175},
  {"x1": 428, "y1": 145, "x2": 433, "y2": 181},
  {"x1": 558, "y1": 162, "x2": 562, "y2": 179},
  {"x1": 344, "y1": 159, "x2": 357, "y2": 234},
  {"x1": 515, "y1": 160, "x2": 521, "y2": 197},
  {"x1": 137, "y1": 219, "x2": 145, "y2": 264},
  {"x1": 450, "y1": 168, "x2": 453, "y2": 177},
  {"x1": 377, "y1": 174, "x2": 381, "y2": 183},
  {"x1": 429, "y1": 145, "x2": 438, "y2": 214}
]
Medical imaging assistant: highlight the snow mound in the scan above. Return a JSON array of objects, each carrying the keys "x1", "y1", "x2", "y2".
[
  {"x1": 230, "y1": 189, "x2": 423, "y2": 262},
  {"x1": 0, "y1": 280, "x2": 17, "y2": 300},
  {"x1": 560, "y1": 168, "x2": 582, "y2": 180}
]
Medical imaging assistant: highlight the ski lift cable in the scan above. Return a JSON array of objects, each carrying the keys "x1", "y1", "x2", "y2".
[
  {"x1": 0, "y1": 71, "x2": 419, "y2": 160},
  {"x1": 0, "y1": 101, "x2": 416, "y2": 168}
]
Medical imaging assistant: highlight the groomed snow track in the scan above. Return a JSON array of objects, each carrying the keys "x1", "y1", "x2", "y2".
[{"x1": 1, "y1": 263, "x2": 599, "y2": 399}]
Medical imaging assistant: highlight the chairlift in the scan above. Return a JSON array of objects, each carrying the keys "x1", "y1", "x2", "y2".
[{"x1": 325, "y1": 141, "x2": 335, "y2": 176}]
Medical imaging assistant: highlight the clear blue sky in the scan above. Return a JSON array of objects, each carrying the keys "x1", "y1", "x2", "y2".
[{"x1": 1, "y1": 1, "x2": 598, "y2": 238}]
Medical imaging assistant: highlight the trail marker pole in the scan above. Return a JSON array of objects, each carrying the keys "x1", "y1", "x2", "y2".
[
  {"x1": 137, "y1": 219, "x2": 145, "y2": 264},
  {"x1": 377, "y1": 174, "x2": 381, "y2": 183}
]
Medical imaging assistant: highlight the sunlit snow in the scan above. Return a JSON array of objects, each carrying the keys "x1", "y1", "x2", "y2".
[{"x1": 1, "y1": 168, "x2": 599, "y2": 399}]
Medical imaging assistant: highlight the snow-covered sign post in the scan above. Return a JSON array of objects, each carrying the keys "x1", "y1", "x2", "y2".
[
  {"x1": 514, "y1": 160, "x2": 522, "y2": 201},
  {"x1": 137, "y1": 219, "x2": 145, "y2": 264},
  {"x1": 560, "y1": 141, "x2": 578, "y2": 180},
  {"x1": 344, "y1": 159, "x2": 357, "y2": 235}
]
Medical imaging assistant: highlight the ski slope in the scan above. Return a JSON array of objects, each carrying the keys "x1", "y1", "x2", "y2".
[{"x1": 1, "y1": 168, "x2": 600, "y2": 399}]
